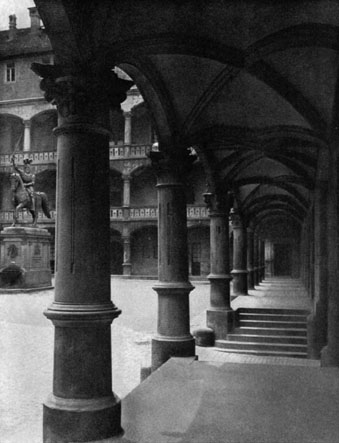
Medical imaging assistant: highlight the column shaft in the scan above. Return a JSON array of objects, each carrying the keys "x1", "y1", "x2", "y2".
[
  {"x1": 150, "y1": 151, "x2": 195, "y2": 370},
  {"x1": 122, "y1": 234, "x2": 132, "y2": 276},
  {"x1": 124, "y1": 111, "x2": 132, "y2": 145},
  {"x1": 23, "y1": 120, "x2": 31, "y2": 152},
  {"x1": 247, "y1": 228, "x2": 255, "y2": 289},
  {"x1": 205, "y1": 192, "x2": 234, "y2": 339},
  {"x1": 231, "y1": 211, "x2": 248, "y2": 295},
  {"x1": 123, "y1": 175, "x2": 131, "y2": 207},
  {"x1": 30, "y1": 67, "x2": 134, "y2": 442}
]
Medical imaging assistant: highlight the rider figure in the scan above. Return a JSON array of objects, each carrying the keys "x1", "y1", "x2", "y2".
[{"x1": 11, "y1": 155, "x2": 36, "y2": 211}]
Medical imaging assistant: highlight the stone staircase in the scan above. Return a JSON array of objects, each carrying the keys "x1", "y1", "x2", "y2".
[{"x1": 215, "y1": 307, "x2": 309, "y2": 358}]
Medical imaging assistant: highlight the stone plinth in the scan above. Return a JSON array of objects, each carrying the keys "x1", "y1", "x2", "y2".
[{"x1": 0, "y1": 226, "x2": 52, "y2": 289}]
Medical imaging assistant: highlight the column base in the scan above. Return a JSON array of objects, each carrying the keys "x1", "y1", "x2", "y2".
[
  {"x1": 307, "y1": 310, "x2": 327, "y2": 359},
  {"x1": 43, "y1": 394, "x2": 123, "y2": 443},
  {"x1": 321, "y1": 345, "x2": 339, "y2": 367},
  {"x1": 122, "y1": 263, "x2": 132, "y2": 276},
  {"x1": 207, "y1": 308, "x2": 235, "y2": 340},
  {"x1": 231, "y1": 270, "x2": 248, "y2": 295},
  {"x1": 151, "y1": 336, "x2": 195, "y2": 371}
]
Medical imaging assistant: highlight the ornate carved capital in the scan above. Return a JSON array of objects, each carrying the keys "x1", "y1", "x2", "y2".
[
  {"x1": 203, "y1": 191, "x2": 230, "y2": 216},
  {"x1": 31, "y1": 63, "x2": 133, "y2": 123}
]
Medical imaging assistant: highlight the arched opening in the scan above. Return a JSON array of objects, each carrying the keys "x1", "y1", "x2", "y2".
[
  {"x1": 131, "y1": 226, "x2": 158, "y2": 276},
  {"x1": 130, "y1": 166, "x2": 157, "y2": 207},
  {"x1": 31, "y1": 110, "x2": 57, "y2": 152},
  {"x1": 109, "y1": 109, "x2": 125, "y2": 145},
  {"x1": 110, "y1": 229, "x2": 123, "y2": 274},
  {"x1": 0, "y1": 114, "x2": 23, "y2": 154},
  {"x1": 110, "y1": 169, "x2": 123, "y2": 207},
  {"x1": 131, "y1": 103, "x2": 153, "y2": 144},
  {"x1": 35, "y1": 169, "x2": 56, "y2": 210},
  {"x1": 188, "y1": 225, "x2": 210, "y2": 277}
]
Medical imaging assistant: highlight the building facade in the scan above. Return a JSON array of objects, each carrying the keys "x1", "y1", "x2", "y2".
[{"x1": 0, "y1": 8, "x2": 213, "y2": 278}]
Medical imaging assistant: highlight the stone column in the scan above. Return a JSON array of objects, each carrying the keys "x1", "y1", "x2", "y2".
[
  {"x1": 23, "y1": 119, "x2": 31, "y2": 152},
  {"x1": 259, "y1": 240, "x2": 265, "y2": 281},
  {"x1": 247, "y1": 227, "x2": 255, "y2": 290},
  {"x1": 124, "y1": 111, "x2": 132, "y2": 145},
  {"x1": 122, "y1": 234, "x2": 132, "y2": 276},
  {"x1": 308, "y1": 180, "x2": 328, "y2": 358},
  {"x1": 32, "y1": 63, "x2": 133, "y2": 442},
  {"x1": 231, "y1": 208, "x2": 248, "y2": 295},
  {"x1": 149, "y1": 149, "x2": 195, "y2": 371},
  {"x1": 122, "y1": 174, "x2": 131, "y2": 207},
  {"x1": 265, "y1": 240, "x2": 274, "y2": 278},
  {"x1": 321, "y1": 146, "x2": 339, "y2": 366},
  {"x1": 204, "y1": 191, "x2": 234, "y2": 339},
  {"x1": 253, "y1": 233, "x2": 260, "y2": 286}
]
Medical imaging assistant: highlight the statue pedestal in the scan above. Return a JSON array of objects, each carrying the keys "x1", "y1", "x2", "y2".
[{"x1": 0, "y1": 227, "x2": 52, "y2": 289}]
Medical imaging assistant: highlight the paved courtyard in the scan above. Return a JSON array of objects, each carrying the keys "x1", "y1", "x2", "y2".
[{"x1": 0, "y1": 278, "x2": 210, "y2": 443}]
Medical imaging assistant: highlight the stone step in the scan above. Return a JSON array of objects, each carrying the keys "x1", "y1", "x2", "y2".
[
  {"x1": 214, "y1": 347, "x2": 308, "y2": 358},
  {"x1": 234, "y1": 327, "x2": 307, "y2": 337},
  {"x1": 227, "y1": 333, "x2": 307, "y2": 345},
  {"x1": 215, "y1": 339, "x2": 307, "y2": 354},
  {"x1": 237, "y1": 307, "x2": 310, "y2": 316},
  {"x1": 238, "y1": 312, "x2": 308, "y2": 322},
  {"x1": 238, "y1": 319, "x2": 307, "y2": 329}
]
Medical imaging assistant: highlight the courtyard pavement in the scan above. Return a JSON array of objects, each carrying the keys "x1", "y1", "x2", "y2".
[
  {"x1": 0, "y1": 277, "x2": 313, "y2": 443},
  {"x1": 0, "y1": 278, "x2": 210, "y2": 443}
]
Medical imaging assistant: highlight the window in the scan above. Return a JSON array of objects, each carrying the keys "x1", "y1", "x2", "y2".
[{"x1": 5, "y1": 62, "x2": 15, "y2": 82}]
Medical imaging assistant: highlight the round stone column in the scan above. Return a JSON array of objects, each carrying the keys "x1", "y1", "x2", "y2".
[
  {"x1": 149, "y1": 149, "x2": 195, "y2": 371},
  {"x1": 122, "y1": 234, "x2": 132, "y2": 276},
  {"x1": 231, "y1": 208, "x2": 248, "y2": 295},
  {"x1": 308, "y1": 180, "x2": 328, "y2": 359},
  {"x1": 23, "y1": 119, "x2": 31, "y2": 152},
  {"x1": 204, "y1": 191, "x2": 234, "y2": 339},
  {"x1": 247, "y1": 227, "x2": 255, "y2": 290},
  {"x1": 124, "y1": 111, "x2": 132, "y2": 145},
  {"x1": 253, "y1": 233, "x2": 260, "y2": 286},
  {"x1": 31, "y1": 64, "x2": 133, "y2": 442},
  {"x1": 259, "y1": 239, "x2": 265, "y2": 281},
  {"x1": 122, "y1": 174, "x2": 131, "y2": 207}
]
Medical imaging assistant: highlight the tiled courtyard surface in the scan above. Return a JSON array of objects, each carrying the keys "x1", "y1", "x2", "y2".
[
  {"x1": 0, "y1": 277, "x2": 314, "y2": 442},
  {"x1": 0, "y1": 278, "x2": 210, "y2": 443}
]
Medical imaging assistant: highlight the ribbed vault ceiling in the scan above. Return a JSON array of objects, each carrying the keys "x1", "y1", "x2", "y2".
[{"x1": 33, "y1": 0, "x2": 338, "y2": 234}]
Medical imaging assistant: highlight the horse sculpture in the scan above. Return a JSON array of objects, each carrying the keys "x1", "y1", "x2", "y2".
[{"x1": 10, "y1": 172, "x2": 51, "y2": 227}]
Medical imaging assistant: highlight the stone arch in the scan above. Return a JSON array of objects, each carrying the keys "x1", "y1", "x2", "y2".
[
  {"x1": 188, "y1": 225, "x2": 210, "y2": 277},
  {"x1": 0, "y1": 113, "x2": 24, "y2": 154},
  {"x1": 35, "y1": 168, "x2": 56, "y2": 210},
  {"x1": 110, "y1": 229, "x2": 123, "y2": 275},
  {"x1": 110, "y1": 168, "x2": 123, "y2": 207},
  {"x1": 130, "y1": 166, "x2": 157, "y2": 207},
  {"x1": 131, "y1": 225, "x2": 158, "y2": 276},
  {"x1": 131, "y1": 102, "x2": 153, "y2": 145},
  {"x1": 31, "y1": 110, "x2": 57, "y2": 152}
]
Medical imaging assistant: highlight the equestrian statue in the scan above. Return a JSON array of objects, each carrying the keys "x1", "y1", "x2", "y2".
[{"x1": 10, "y1": 155, "x2": 51, "y2": 227}]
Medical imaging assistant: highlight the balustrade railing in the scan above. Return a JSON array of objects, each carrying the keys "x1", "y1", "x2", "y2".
[
  {"x1": 0, "y1": 206, "x2": 208, "y2": 224},
  {"x1": 0, "y1": 144, "x2": 152, "y2": 167},
  {"x1": 109, "y1": 143, "x2": 152, "y2": 159},
  {"x1": 0, "y1": 151, "x2": 57, "y2": 166}
]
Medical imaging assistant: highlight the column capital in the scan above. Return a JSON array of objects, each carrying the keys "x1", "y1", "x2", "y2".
[
  {"x1": 23, "y1": 119, "x2": 31, "y2": 128},
  {"x1": 203, "y1": 191, "x2": 230, "y2": 216},
  {"x1": 230, "y1": 208, "x2": 243, "y2": 228},
  {"x1": 148, "y1": 148, "x2": 196, "y2": 184},
  {"x1": 31, "y1": 63, "x2": 133, "y2": 125}
]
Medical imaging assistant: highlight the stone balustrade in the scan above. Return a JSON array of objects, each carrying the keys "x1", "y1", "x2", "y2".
[
  {"x1": 0, "y1": 144, "x2": 152, "y2": 167},
  {"x1": 0, "y1": 205, "x2": 208, "y2": 224}
]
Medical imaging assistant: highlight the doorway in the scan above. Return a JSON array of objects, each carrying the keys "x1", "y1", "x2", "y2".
[{"x1": 274, "y1": 243, "x2": 292, "y2": 276}]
